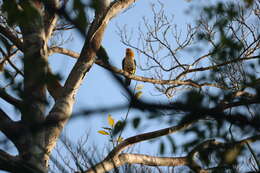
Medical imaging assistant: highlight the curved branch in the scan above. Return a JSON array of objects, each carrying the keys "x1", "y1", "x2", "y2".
[
  {"x1": 85, "y1": 134, "x2": 260, "y2": 173},
  {"x1": 0, "y1": 25, "x2": 23, "y2": 51},
  {"x1": 119, "y1": 153, "x2": 187, "y2": 167},
  {"x1": 0, "y1": 108, "x2": 34, "y2": 166},
  {"x1": 85, "y1": 118, "x2": 197, "y2": 173},
  {"x1": 0, "y1": 149, "x2": 45, "y2": 173},
  {"x1": 84, "y1": 154, "x2": 188, "y2": 173},
  {"x1": 106, "y1": 120, "x2": 196, "y2": 159},
  {"x1": 0, "y1": 88, "x2": 22, "y2": 109}
]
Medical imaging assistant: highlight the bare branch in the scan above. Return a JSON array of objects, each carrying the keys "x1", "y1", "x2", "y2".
[
  {"x1": 0, "y1": 88, "x2": 22, "y2": 109},
  {"x1": 176, "y1": 55, "x2": 260, "y2": 79},
  {"x1": 0, "y1": 48, "x2": 24, "y2": 76},
  {"x1": 0, "y1": 25, "x2": 23, "y2": 50},
  {"x1": 48, "y1": 46, "x2": 79, "y2": 58}
]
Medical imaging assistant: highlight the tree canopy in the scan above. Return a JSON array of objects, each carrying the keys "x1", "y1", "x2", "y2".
[{"x1": 0, "y1": 0, "x2": 259, "y2": 173}]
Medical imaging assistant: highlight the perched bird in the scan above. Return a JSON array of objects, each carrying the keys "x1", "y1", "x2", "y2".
[{"x1": 122, "y1": 48, "x2": 136, "y2": 86}]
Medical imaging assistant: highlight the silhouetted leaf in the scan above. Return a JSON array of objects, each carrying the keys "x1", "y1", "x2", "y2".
[
  {"x1": 132, "y1": 117, "x2": 140, "y2": 129},
  {"x1": 112, "y1": 121, "x2": 126, "y2": 136},
  {"x1": 159, "y1": 141, "x2": 165, "y2": 154}
]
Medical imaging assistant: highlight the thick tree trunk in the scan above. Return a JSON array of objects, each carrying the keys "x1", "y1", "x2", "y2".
[{"x1": 18, "y1": 1, "x2": 48, "y2": 172}]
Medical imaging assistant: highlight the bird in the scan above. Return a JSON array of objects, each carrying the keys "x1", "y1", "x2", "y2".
[{"x1": 122, "y1": 48, "x2": 136, "y2": 86}]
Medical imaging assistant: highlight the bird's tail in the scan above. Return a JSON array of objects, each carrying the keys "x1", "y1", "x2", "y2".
[{"x1": 125, "y1": 78, "x2": 131, "y2": 86}]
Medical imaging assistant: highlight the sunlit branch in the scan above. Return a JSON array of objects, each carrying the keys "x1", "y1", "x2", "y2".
[{"x1": 84, "y1": 133, "x2": 260, "y2": 173}]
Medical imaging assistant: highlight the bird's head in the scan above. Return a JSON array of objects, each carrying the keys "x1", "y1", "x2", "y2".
[{"x1": 126, "y1": 48, "x2": 134, "y2": 58}]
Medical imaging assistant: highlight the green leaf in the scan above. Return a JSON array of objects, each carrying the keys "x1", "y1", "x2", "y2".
[
  {"x1": 132, "y1": 117, "x2": 140, "y2": 129},
  {"x1": 117, "y1": 136, "x2": 124, "y2": 143},
  {"x1": 135, "y1": 91, "x2": 143, "y2": 99}
]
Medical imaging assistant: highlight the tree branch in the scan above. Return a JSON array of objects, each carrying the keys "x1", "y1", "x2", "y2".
[
  {"x1": 0, "y1": 25, "x2": 23, "y2": 51},
  {"x1": 106, "y1": 120, "x2": 196, "y2": 159},
  {"x1": 85, "y1": 118, "x2": 196, "y2": 173},
  {"x1": 49, "y1": 46, "x2": 260, "y2": 90},
  {"x1": 84, "y1": 135, "x2": 260, "y2": 173},
  {"x1": 0, "y1": 149, "x2": 45, "y2": 173},
  {"x1": 46, "y1": 66, "x2": 63, "y2": 100},
  {"x1": 0, "y1": 88, "x2": 22, "y2": 109},
  {"x1": 48, "y1": 46, "x2": 223, "y2": 89},
  {"x1": 44, "y1": 0, "x2": 59, "y2": 41},
  {"x1": 176, "y1": 55, "x2": 260, "y2": 79},
  {"x1": 0, "y1": 107, "x2": 15, "y2": 139},
  {"x1": 48, "y1": 46, "x2": 79, "y2": 58},
  {"x1": 0, "y1": 108, "x2": 28, "y2": 155},
  {"x1": 45, "y1": 0, "x2": 139, "y2": 159}
]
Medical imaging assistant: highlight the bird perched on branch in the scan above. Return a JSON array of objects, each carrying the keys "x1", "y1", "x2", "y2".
[{"x1": 122, "y1": 48, "x2": 136, "y2": 86}]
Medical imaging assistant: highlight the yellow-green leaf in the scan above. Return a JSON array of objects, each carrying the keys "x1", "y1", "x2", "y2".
[
  {"x1": 108, "y1": 114, "x2": 115, "y2": 127},
  {"x1": 135, "y1": 91, "x2": 143, "y2": 99},
  {"x1": 136, "y1": 84, "x2": 144, "y2": 90},
  {"x1": 98, "y1": 130, "x2": 109, "y2": 135},
  {"x1": 117, "y1": 136, "x2": 124, "y2": 143}
]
